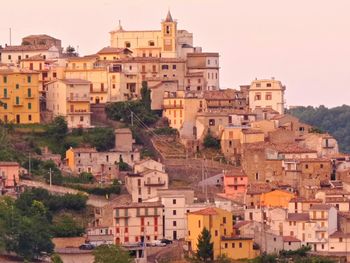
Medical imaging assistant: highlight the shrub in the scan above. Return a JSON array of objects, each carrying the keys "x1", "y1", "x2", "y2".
[{"x1": 203, "y1": 132, "x2": 220, "y2": 149}]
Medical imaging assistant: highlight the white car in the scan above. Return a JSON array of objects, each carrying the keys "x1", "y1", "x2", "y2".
[{"x1": 149, "y1": 240, "x2": 166, "y2": 247}]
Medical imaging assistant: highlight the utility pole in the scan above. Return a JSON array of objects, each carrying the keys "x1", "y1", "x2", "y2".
[
  {"x1": 28, "y1": 152, "x2": 31, "y2": 176},
  {"x1": 9, "y1": 28, "x2": 11, "y2": 46},
  {"x1": 49, "y1": 168, "x2": 52, "y2": 187}
]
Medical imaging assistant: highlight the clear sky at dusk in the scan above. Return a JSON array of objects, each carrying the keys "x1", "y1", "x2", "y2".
[{"x1": 1, "y1": 0, "x2": 349, "y2": 107}]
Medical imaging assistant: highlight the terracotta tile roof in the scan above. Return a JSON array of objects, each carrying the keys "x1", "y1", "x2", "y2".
[
  {"x1": 24, "y1": 34, "x2": 59, "y2": 40},
  {"x1": 188, "y1": 207, "x2": 218, "y2": 216},
  {"x1": 233, "y1": 221, "x2": 250, "y2": 229},
  {"x1": 203, "y1": 89, "x2": 236, "y2": 100},
  {"x1": 287, "y1": 213, "x2": 310, "y2": 221},
  {"x1": 0, "y1": 162, "x2": 20, "y2": 166},
  {"x1": 224, "y1": 168, "x2": 246, "y2": 177},
  {"x1": 246, "y1": 183, "x2": 272, "y2": 195},
  {"x1": 290, "y1": 197, "x2": 322, "y2": 203},
  {"x1": 2, "y1": 44, "x2": 53, "y2": 52},
  {"x1": 283, "y1": 236, "x2": 301, "y2": 242},
  {"x1": 97, "y1": 47, "x2": 131, "y2": 55},
  {"x1": 309, "y1": 204, "x2": 333, "y2": 210},
  {"x1": 326, "y1": 197, "x2": 349, "y2": 203},
  {"x1": 244, "y1": 142, "x2": 316, "y2": 154},
  {"x1": 329, "y1": 231, "x2": 350, "y2": 238}
]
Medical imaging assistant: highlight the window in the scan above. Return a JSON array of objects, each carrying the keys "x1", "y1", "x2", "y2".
[
  {"x1": 149, "y1": 41, "x2": 155, "y2": 46},
  {"x1": 320, "y1": 164, "x2": 324, "y2": 169},
  {"x1": 8, "y1": 55, "x2": 11, "y2": 60},
  {"x1": 16, "y1": 84, "x2": 19, "y2": 89},
  {"x1": 173, "y1": 210, "x2": 176, "y2": 215},
  {"x1": 224, "y1": 243, "x2": 228, "y2": 248},
  {"x1": 28, "y1": 114, "x2": 32, "y2": 121},
  {"x1": 305, "y1": 164, "x2": 309, "y2": 169},
  {"x1": 125, "y1": 42, "x2": 131, "y2": 48},
  {"x1": 265, "y1": 92, "x2": 272, "y2": 100},
  {"x1": 239, "y1": 242, "x2": 242, "y2": 248},
  {"x1": 3, "y1": 76, "x2": 7, "y2": 83},
  {"x1": 27, "y1": 76, "x2": 31, "y2": 83},
  {"x1": 223, "y1": 217, "x2": 226, "y2": 224},
  {"x1": 172, "y1": 65, "x2": 176, "y2": 70},
  {"x1": 173, "y1": 221, "x2": 177, "y2": 226},
  {"x1": 27, "y1": 88, "x2": 32, "y2": 97},
  {"x1": 232, "y1": 243, "x2": 235, "y2": 248},
  {"x1": 161, "y1": 65, "x2": 169, "y2": 70},
  {"x1": 266, "y1": 83, "x2": 272, "y2": 87},
  {"x1": 80, "y1": 116, "x2": 84, "y2": 122},
  {"x1": 215, "y1": 230, "x2": 218, "y2": 236},
  {"x1": 3, "y1": 88, "x2": 7, "y2": 98},
  {"x1": 15, "y1": 96, "x2": 20, "y2": 105},
  {"x1": 209, "y1": 119, "x2": 215, "y2": 126},
  {"x1": 254, "y1": 93, "x2": 261, "y2": 100},
  {"x1": 198, "y1": 220, "x2": 201, "y2": 228},
  {"x1": 28, "y1": 103, "x2": 32, "y2": 109},
  {"x1": 173, "y1": 199, "x2": 176, "y2": 205},
  {"x1": 101, "y1": 83, "x2": 104, "y2": 91},
  {"x1": 3, "y1": 103, "x2": 7, "y2": 110}
]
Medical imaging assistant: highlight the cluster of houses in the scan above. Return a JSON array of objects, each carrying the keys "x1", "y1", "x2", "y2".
[{"x1": 2, "y1": 10, "x2": 350, "y2": 262}]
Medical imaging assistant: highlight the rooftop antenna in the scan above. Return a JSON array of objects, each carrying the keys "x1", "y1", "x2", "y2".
[{"x1": 9, "y1": 28, "x2": 12, "y2": 45}]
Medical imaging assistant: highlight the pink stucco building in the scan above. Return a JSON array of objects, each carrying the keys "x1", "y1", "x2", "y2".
[{"x1": 222, "y1": 169, "x2": 248, "y2": 200}]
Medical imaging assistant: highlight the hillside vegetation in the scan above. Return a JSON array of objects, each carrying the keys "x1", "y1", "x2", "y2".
[{"x1": 288, "y1": 105, "x2": 350, "y2": 153}]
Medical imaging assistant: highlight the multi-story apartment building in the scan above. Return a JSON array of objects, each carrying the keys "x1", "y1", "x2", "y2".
[
  {"x1": 186, "y1": 52, "x2": 220, "y2": 91},
  {"x1": 113, "y1": 201, "x2": 164, "y2": 244},
  {"x1": 0, "y1": 67, "x2": 40, "y2": 124},
  {"x1": 248, "y1": 78, "x2": 285, "y2": 114},
  {"x1": 46, "y1": 79, "x2": 92, "y2": 128}
]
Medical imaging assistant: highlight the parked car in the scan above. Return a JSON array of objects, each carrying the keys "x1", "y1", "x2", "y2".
[
  {"x1": 79, "y1": 243, "x2": 95, "y2": 250},
  {"x1": 160, "y1": 239, "x2": 173, "y2": 245},
  {"x1": 149, "y1": 240, "x2": 166, "y2": 247}
]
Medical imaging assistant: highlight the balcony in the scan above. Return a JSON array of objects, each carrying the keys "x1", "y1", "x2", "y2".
[
  {"x1": 67, "y1": 96, "x2": 90, "y2": 102},
  {"x1": 1, "y1": 96, "x2": 10, "y2": 100},
  {"x1": 26, "y1": 95, "x2": 35, "y2": 99},
  {"x1": 162, "y1": 104, "x2": 183, "y2": 109},
  {"x1": 144, "y1": 181, "x2": 166, "y2": 187},
  {"x1": 67, "y1": 110, "x2": 92, "y2": 115},
  {"x1": 13, "y1": 103, "x2": 23, "y2": 107},
  {"x1": 90, "y1": 89, "x2": 107, "y2": 94}
]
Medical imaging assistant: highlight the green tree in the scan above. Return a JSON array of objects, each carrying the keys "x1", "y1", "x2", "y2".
[
  {"x1": 93, "y1": 244, "x2": 132, "y2": 263},
  {"x1": 141, "y1": 81, "x2": 151, "y2": 110},
  {"x1": 118, "y1": 155, "x2": 130, "y2": 171},
  {"x1": 47, "y1": 116, "x2": 68, "y2": 140},
  {"x1": 51, "y1": 214, "x2": 84, "y2": 237},
  {"x1": 203, "y1": 131, "x2": 220, "y2": 149},
  {"x1": 196, "y1": 227, "x2": 213, "y2": 262},
  {"x1": 83, "y1": 127, "x2": 115, "y2": 151},
  {"x1": 51, "y1": 253, "x2": 64, "y2": 263}
]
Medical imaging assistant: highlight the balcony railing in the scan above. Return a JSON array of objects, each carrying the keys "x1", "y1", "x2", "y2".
[
  {"x1": 67, "y1": 96, "x2": 90, "y2": 102},
  {"x1": 144, "y1": 181, "x2": 166, "y2": 187},
  {"x1": 162, "y1": 104, "x2": 183, "y2": 109}
]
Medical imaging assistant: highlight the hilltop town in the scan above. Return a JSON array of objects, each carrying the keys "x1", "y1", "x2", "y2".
[{"x1": 0, "y1": 11, "x2": 349, "y2": 263}]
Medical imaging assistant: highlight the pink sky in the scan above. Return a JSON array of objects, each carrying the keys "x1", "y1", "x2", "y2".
[{"x1": 1, "y1": 0, "x2": 349, "y2": 107}]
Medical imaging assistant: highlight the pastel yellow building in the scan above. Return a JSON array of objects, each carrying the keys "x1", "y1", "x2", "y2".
[
  {"x1": 109, "y1": 11, "x2": 193, "y2": 59},
  {"x1": 46, "y1": 79, "x2": 91, "y2": 128},
  {"x1": 260, "y1": 189, "x2": 295, "y2": 208},
  {"x1": 0, "y1": 67, "x2": 40, "y2": 124},
  {"x1": 187, "y1": 207, "x2": 257, "y2": 260},
  {"x1": 162, "y1": 90, "x2": 205, "y2": 137}
]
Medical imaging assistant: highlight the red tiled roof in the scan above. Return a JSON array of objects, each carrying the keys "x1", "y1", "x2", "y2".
[
  {"x1": 329, "y1": 231, "x2": 350, "y2": 238},
  {"x1": 233, "y1": 221, "x2": 250, "y2": 229},
  {"x1": 97, "y1": 47, "x2": 131, "y2": 55},
  {"x1": 244, "y1": 142, "x2": 316, "y2": 154},
  {"x1": 2, "y1": 44, "x2": 53, "y2": 52},
  {"x1": 309, "y1": 204, "x2": 333, "y2": 210},
  {"x1": 188, "y1": 207, "x2": 218, "y2": 216},
  {"x1": 203, "y1": 89, "x2": 236, "y2": 100},
  {"x1": 283, "y1": 236, "x2": 301, "y2": 242},
  {"x1": 287, "y1": 213, "x2": 310, "y2": 221}
]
